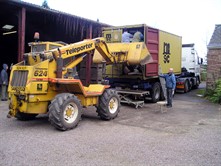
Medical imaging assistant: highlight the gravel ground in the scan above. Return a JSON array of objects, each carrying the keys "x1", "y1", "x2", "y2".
[{"x1": 0, "y1": 83, "x2": 221, "y2": 166}]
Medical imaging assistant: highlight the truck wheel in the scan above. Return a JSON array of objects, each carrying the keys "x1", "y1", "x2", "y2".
[
  {"x1": 184, "y1": 80, "x2": 189, "y2": 93},
  {"x1": 97, "y1": 89, "x2": 120, "y2": 120},
  {"x1": 193, "y1": 78, "x2": 200, "y2": 89},
  {"x1": 15, "y1": 112, "x2": 38, "y2": 121},
  {"x1": 151, "y1": 82, "x2": 161, "y2": 103},
  {"x1": 48, "y1": 93, "x2": 82, "y2": 131}
]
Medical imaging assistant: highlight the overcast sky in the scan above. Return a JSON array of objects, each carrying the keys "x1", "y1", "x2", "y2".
[{"x1": 22, "y1": 0, "x2": 221, "y2": 59}]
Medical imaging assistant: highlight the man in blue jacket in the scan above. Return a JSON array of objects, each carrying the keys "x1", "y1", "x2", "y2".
[
  {"x1": 159, "y1": 68, "x2": 176, "y2": 107},
  {"x1": 1, "y1": 64, "x2": 8, "y2": 101}
]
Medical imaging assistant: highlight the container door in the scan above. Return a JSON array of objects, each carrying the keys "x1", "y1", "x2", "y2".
[{"x1": 145, "y1": 27, "x2": 159, "y2": 77}]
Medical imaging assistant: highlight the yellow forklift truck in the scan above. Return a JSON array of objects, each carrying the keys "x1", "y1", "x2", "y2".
[{"x1": 8, "y1": 37, "x2": 151, "y2": 131}]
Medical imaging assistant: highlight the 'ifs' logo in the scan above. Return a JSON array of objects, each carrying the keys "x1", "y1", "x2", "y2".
[
  {"x1": 106, "y1": 34, "x2": 111, "y2": 42},
  {"x1": 163, "y1": 42, "x2": 171, "y2": 63}
]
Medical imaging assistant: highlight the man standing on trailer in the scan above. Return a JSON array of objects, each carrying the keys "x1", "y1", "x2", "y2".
[
  {"x1": 132, "y1": 30, "x2": 144, "y2": 42},
  {"x1": 122, "y1": 28, "x2": 133, "y2": 43},
  {"x1": 159, "y1": 68, "x2": 176, "y2": 107}
]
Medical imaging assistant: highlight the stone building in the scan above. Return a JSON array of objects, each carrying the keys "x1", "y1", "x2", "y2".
[{"x1": 206, "y1": 24, "x2": 221, "y2": 89}]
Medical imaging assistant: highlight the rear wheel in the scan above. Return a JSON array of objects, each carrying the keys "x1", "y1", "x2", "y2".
[
  {"x1": 97, "y1": 89, "x2": 120, "y2": 120},
  {"x1": 151, "y1": 82, "x2": 161, "y2": 103},
  {"x1": 184, "y1": 80, "x2": 189, "y2": 93},
  {"x1": 48, "y1": 93, "x2": 82, "y2": 131},
  {"x1": 15, "y1": 112, "x2": 38, "y2": 121}
]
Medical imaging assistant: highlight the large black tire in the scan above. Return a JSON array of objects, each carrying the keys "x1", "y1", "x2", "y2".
[
  {"x1": 48, "y1": 93, "x2": 82, "y2": 131},
  {"x1": 97, "y1": 89, "x2": 120, "y2": 120},
  {"x1": 15, "y1": 112, "x2": 38, "y2": 121},
  {"x1": 184, "y1": 80, "x2": 189, "y2": 93},
  {"x1": 193, "y1": 77, "x2": 200, "y2": 89},
  {"x1": 151, "y1": 82, "x2": 161, "y2": 103}
]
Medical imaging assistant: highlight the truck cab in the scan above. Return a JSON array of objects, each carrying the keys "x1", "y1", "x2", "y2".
[
  {"x1": 182, "y1": 44, "x2": 202, "y2": 77},
  {"x1": 176, "y1": 44, "x2": 202, "y2": 92},
  {"x1": 29, "y1": 41, "x2": 66, "y2": 52}
]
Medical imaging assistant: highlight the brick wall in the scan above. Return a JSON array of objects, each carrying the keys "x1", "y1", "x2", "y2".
[{"x1": 206, "y1": 49, "x2": 221, "y2": 89}]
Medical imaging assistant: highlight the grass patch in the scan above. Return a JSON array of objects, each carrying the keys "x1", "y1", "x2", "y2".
[{"x1": 197, "y1": 89, "x2": 206, "y2": 96}]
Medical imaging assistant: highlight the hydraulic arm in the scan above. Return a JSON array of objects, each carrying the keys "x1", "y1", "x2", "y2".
[{"x1": 48, "y1": 37, "x2": 152, "y2": 77}]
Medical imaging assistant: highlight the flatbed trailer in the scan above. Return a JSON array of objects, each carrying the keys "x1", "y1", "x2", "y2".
[
  {"x1": 116, "y1": 90, "x2": 150, "y2": 108},
  {"x1": 95, "y1": 24, "x2": 182, "y2": 103}
]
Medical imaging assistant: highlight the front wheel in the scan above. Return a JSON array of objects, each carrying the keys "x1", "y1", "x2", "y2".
[
  {"x1": 193, "y1": 78, "x2": 200, "y2": 89},
  {"x1": 48, "y1": 93, "x2": 82, "y2": 131},
  {"x1": 97, "y1": 89, "x2": 120, "y2": 120}
]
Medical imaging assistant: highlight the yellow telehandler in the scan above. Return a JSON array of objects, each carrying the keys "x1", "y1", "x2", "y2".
[{"x1": 8, "y1": 37, "x2": 151, "y2": 131}]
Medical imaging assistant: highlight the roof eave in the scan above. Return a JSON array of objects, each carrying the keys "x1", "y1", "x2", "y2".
[
  {"x1": 207, "y1": 45, "x2": 221, "y2": 49},
  {"x1": 9, "y1": 0, "x2": 109, "y2": 26}
]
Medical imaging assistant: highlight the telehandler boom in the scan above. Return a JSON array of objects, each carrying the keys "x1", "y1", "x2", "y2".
[{"x1": 8, "y1": 37, "x2": 151, "y2": 131}]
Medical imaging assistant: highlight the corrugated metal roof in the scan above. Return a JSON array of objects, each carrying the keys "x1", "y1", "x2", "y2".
[
  {"x1": 208, "y1": 24, "x2": 221, "y2": 49},
  {"x1": 10, "y1": 0, "x2": 108, "y2": 26}
]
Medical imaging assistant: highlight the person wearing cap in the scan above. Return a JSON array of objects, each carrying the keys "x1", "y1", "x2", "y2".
[{"x1": 159, "y1": 68, "x2": 176, "y2": 107}]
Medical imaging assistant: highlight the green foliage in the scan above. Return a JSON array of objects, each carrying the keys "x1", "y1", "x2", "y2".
[
  {"x1": 206, "y1": 79, "x2": 221, "y2": 104},
  {"x1": 200, "y1": 72, "x2": 207, "y2": 81},
  {"x1": 197, "y1": 89, "x2": 206, "y2": 96}
]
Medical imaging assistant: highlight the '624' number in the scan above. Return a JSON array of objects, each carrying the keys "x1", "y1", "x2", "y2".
[{"x1": 34, "y1": 70, "x2": 47, "y2": 77}]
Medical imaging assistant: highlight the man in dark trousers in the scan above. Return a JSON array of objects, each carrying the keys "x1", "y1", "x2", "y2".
[
  {"x1": 159, "y1": 68, "x2": 176, "y2": 107},
  {"x1": 1, "y1": 64, "x2": 8, "y2": 101}
]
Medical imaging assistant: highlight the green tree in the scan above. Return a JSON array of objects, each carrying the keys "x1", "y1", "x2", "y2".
[
  {"x1": 206, "y1": 79, "x2": 221, "y2": 104},
  {"x1": 42, "y1": 0, "x2": 50, "y2": 9}
]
